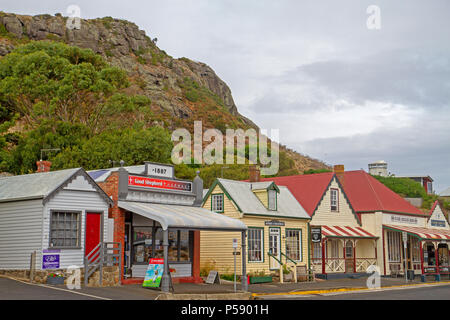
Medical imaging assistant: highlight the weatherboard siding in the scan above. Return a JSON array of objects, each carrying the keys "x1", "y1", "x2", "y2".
[
  {"x1": 0, "y1": 199, "x2": 43, "y2": 270},
  {"x1": 200, "y1": 215, "x2": 309, "y2": 275},
  {"x1": 42, "y1": 188, "x2": 109, "y2": 269},
  {"x1": 253, "y1": 190, "x2": 268, "y2": 207},
  {"x1": 310, "y1": 179, "x2": 359, "y2": 227}
]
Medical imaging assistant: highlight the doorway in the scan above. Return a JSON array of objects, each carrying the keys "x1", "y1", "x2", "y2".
[
  {"x1": 85, "y1": 212, "x2": 102, "y2": 257},
  {"x1": 269, "y1": 228, "x2": 281, "y2": 270},
  {"x1": 345, "y1": 240, "x2": 354, "y2": 273}
]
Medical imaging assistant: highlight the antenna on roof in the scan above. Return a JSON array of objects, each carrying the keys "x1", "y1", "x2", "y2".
[{"x1": 40, "y1": 148, "x2": 61, "y2": 161}]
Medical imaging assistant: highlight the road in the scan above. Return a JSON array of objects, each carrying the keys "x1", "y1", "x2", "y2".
[{"x1": 259, "y1": 283, "x2": 450, "y2": 300}]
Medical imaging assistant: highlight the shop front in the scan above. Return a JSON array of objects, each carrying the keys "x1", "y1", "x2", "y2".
[
  {"x1": 383, "y1": 225, "x2": 450, "y2": 279},
  {"x1": 91, "y1": 162, "x2": 247, "y2": 291},
  {"x1": 311, "y1": 225, "x2": 378, "y2": 277}
]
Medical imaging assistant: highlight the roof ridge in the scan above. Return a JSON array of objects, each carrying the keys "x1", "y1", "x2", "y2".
[{"x1": 362, "y1": 171, "x2": 385, "y2": 210}]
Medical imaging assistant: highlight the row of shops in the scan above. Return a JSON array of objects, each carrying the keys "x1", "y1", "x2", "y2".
[{"x1": 0, "y1": 162, "x2": 449, "y2": 291}]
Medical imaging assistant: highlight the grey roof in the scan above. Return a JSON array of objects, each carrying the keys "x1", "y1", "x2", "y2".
[
  {"x1": 440, "y1": 187, "x2": 450, "y2": 197},
  {"x1": 250, "y1": 181, "x2": 275, "y2": 190},
  {"x1": 118, "y1": 201, "x2": 247, "y2": 231},
  {"x1": 88, "y1": 165, "x2": 146, "y2": 182},
  {"x1": 211, "y1": 178, "x2": 310, "y2": 219},
  {"x1": 0, "y1": 168, "x2": 81, "y2": 203}
]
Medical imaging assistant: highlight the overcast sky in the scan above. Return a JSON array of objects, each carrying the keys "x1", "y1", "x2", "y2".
[{"x1": 3, "y1": 0, "x2": 450, "y2": 192}]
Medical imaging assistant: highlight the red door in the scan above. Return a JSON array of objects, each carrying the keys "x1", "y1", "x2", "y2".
[{"x1": 85, "y1": 213, "x2": 101, "y2": 256}]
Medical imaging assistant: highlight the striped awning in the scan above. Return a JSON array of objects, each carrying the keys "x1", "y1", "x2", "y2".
[
  {"x1": 320, "y1": 225, "x2": 377, "y2": 238},
  {"x1": 384, "y1": 225, "x2": 450, "y2": 240}
]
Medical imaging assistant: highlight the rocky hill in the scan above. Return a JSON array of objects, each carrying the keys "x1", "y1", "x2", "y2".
[{"x1": 0, "y1": 12, "x2": 329, "y2": 173}]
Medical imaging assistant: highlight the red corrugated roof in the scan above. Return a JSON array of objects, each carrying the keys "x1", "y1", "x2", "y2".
[
  {"x1": 259, "y1": 172, "x2": 334, "y2": 216},
  {"x1": 259, "y1": 170, "x2": 425, "y2": 216},
  {"x1": 342, "y1": 170, "x2": 425, "y2": 216}
]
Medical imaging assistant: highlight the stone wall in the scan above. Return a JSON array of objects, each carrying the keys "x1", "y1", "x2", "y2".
[{"x1": 0, "y1": 265, "x2": 120, "y2": 287}]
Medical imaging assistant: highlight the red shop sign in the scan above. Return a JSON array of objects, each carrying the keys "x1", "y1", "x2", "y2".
[{"x1": 128, "y1": 175, "x2": 192, "y2": 192}]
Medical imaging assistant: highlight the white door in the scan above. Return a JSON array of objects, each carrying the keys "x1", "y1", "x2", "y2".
[{"x1": 269, "y1": 228, "x2": 281, "y2": 270}]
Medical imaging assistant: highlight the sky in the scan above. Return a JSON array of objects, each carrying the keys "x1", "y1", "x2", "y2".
[{"x1": 2, "y1": 0, "x2": 450, "y2": 192}]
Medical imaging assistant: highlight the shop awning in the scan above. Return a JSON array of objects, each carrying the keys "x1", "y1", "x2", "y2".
[
  {"x1": 320, "y1": 225, "x2": 377, "y2": 238},
  {"x1": 118, "y1": 201, "x2": 247, "y2": 231},
  {"x1": 384, "y1": 225, "x2": 450, "y2": 240}
]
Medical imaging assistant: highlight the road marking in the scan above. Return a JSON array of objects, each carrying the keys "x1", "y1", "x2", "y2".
[
  {"x1": 0, "y1": 275, "x2": 111, "y2": 300},
  {"x1": 252, "y1": 281, "x2": 450, "y2": 298}
]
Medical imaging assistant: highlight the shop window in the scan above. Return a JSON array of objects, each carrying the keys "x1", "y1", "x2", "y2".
[
  {"x1": 330, "y1": 189, "x2": 339, "y2": 212},
  {"x1": 285, "y1": 229, "x2": 301, "y2": 261},
  {"x1": 211, "y1": 194, "x2": 224, "y2": 213},
  {"x1": 387, "y1": 231, "x2": 401, "y2": 262},
  {"x1": 268, "y1": 189, "x2": 277, "y2": 211},
  {"x1": 248, "y1": 228, "x2": 263, "y2": 262},
  {"x1": 133, "y1": 227, "x2": 191, "y2": 264},
  {"x1": 438, "y1": 244, "x2": 449, "y2": 266},
  {"x1": 424, "y1": 244, "x2": 436, "y2": 266},
  {"x1": 411, "y1": 237, "x2": 421, "y2": 263},
  {"x1": 49, "y1": 211, "x2": 80, "y2": 248}
]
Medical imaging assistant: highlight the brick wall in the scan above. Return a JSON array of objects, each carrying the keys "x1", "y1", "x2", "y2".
[{"x1": 97, "y1": 172, "x2": 126, "y2": 282}]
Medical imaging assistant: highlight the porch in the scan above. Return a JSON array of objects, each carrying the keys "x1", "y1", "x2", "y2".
[
  {"x1": 384, "y1": 225, "x2": 450, "y2": 280},
  {"x1": 311, "y1": 225, "x2": 378, "y2": 278}
]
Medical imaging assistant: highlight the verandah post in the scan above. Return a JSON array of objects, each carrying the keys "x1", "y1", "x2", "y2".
[
  {"x1": 161, "y1": 229, "x2": 170, "y2": 292},
  {"x1": 241, "y1": 231, "x2": 248, "y2": 292}
]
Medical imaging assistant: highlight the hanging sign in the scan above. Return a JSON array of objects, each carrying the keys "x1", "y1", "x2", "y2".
[
  {"x1": 128, "y1": 176, "x2": 192, "y2": 192},
  {"x1": 311, "y1": 227, "x2": 322, "y2": 243},
  {"x1": 143, "y1": 258, "x2": 164, "y2": 288}
]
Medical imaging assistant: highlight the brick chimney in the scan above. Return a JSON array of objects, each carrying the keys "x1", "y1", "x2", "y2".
[
  {"x1": 334, "y1": 164, "x2": 345, "y2": 188},
  {"x1": 36, "y1": 160, "x2": 52, "y2": 173},
  {"x1": 249, "y1": 165, "x2": 261, "y2": 182}
]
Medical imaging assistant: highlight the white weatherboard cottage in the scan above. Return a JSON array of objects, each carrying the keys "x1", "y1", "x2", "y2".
[{"x1": 0, "y1": 168, "x2": 113, "y2": 277}]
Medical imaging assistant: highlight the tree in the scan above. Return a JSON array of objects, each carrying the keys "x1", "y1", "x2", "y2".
[{"x1": 0, "y1": 41, "x2": 129, "y2": 134}]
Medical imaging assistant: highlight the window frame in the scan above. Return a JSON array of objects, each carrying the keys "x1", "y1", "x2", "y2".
[
  {"x1": 330, "y1": 188, "x2": 339, "y2": 212},
  {"x1": 49, "y1": 210, "x2": 82, "y2": 250},
  {"x1": 268, "y1": 189, "x2": 277, "y2": 211},
  {"x1": 285, "y1": 228, "x2": 302, "y2": 262},
  {"x1": 247, "y1": 227, "x2": 264, "y2": 263},
  {"x1": 211, "y1": 193, "x2": 224, "y2": 213}
]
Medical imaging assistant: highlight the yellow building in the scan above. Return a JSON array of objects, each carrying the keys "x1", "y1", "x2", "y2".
[{"x1": 201, "y1": 178, "x2": 311, "y2": 279}]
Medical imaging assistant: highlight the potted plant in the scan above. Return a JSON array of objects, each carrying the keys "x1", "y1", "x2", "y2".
[
  {"x1": 46, "y1": 272, "x2": 65, "y2": 285},
  {"x1": 249, "y1": 270, "x2": 273, "y2": 284}
]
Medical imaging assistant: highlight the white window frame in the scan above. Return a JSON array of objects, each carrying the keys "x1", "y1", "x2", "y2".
[
  {"x1": 330, "y1": 188, "x2": 339, "y2": 212},
  {"x1": 248, "y1": 228, "x2": 264, "y2": 262},
  {"x1": 285, "y1": 229, "x2": 302, "y2": 261},
  {"x1": 211, "y1": 194, "x2": 224, "y2": 213},
  {"x1": 268, "y1": 189, "x2": 277, "y2": 211}
]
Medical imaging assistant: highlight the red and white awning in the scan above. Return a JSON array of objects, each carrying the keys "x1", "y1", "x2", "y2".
[
  {"x1": 384, "y1": 225, "x2": 450, "y2": 240},
  {"x1": 320, "y1": 225, "x2": 377, "y2": 238}
]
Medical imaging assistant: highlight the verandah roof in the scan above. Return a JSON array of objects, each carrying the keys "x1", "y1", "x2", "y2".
[
  {"x1": 384, "y1": 224, "x2": 450, "y2": 241},
  {"x1": 320, "y1": 225, "x2": 377, "y2": 238},
  {"x1": 118, "y1": 201, "x2": 247, "y2": 231}
]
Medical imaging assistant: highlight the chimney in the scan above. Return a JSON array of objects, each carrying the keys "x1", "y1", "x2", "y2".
[
  {"x1": 334, "y1": 164, "x2": 345, "y2": 188},
  {"x1": 36, "y1": 160, "x2": 52, "y2": 173},
  {"x1": 249, "y1": 165, "x2": 260, "y2": 183}
]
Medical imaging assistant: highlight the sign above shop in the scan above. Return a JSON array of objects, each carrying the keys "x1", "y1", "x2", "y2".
[
  {"x1": 264, "y1": 220, "x2": 285, "y2": 227},
  {"x1": 145, "y1": 162, "x2": 174, "y2": 179},
  {"x1": 431, "y1": 220, "x2": 446, "y2": 227},
  {"x1": 311, "y1": 227, "x2": 322, "y2": 243},
  {"x1": 390, "y1": 215, "x2": 418, "y2": 225},
  {"x1": 128, "y1": 175, "x2": 192, "y2": 193}
]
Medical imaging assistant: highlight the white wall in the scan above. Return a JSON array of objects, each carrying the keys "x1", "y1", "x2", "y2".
[
  {"x1": 41, "y1": 176, "x2": 110, "y2": 270},
  {"x1": 0, "y1": 199, "x2": 43, "y2": 270}
]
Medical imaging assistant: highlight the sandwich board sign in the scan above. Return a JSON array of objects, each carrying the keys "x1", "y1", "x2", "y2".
[
  {"x1": 143, "y1": 258, "x2": 164, "y2": 288},
  {"x1": 206, "y1": 270, "x2": 220, "y2": 284}
]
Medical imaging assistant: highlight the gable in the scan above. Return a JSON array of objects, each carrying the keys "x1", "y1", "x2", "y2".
[
  {"x1": 64, "y1": 175, "x2": 96, "y2": 191},
  {"x1": 311, "y1": 177, "x2": 360, "y2": 227},
  {"x1": 427, "y1": 203, "x2": 450, "y2": 230},
  {"x1": 203, "y1": 183, "x2": 242, "y2": 219}
]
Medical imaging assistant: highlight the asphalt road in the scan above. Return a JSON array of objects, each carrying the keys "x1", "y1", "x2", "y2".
[{"x1": 263, "y1": 284, "x2": 450, "y2": 300}]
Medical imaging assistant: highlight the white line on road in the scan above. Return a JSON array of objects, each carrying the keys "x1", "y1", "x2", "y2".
[{"x1": 0, "y1": 276, "x2": 111, "y2": 300}]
